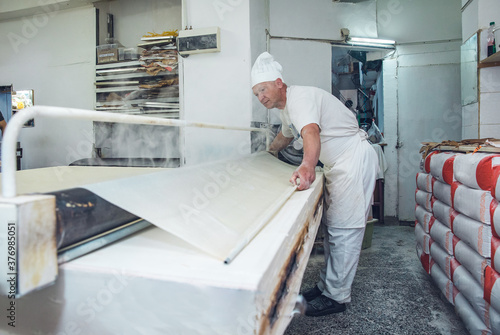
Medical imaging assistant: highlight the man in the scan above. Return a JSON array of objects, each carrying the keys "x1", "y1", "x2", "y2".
[{"x1": 251, "y1": 52, "x2": 379, "y2": 317}]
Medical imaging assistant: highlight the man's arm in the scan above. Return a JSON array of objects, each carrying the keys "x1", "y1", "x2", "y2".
[
  {"x1": 268, "y1": 131, "x2": 293, "y2": 157},
  {"x1": 290, "y1": 123, "x2": 320, "y2": 190}
]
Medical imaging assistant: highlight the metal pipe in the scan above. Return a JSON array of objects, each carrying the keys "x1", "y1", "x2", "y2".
[
  {"x1": 265, "y1": 29, "x2": 345, "y2": 45},
  {"x1": 1, "y1": 105, "x2": 265, "y2": 198}
]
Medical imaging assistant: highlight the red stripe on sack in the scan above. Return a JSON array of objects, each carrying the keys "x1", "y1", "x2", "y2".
[
  {"x1": 450, "y1": 181, "x2": 460, "y2": 209},
  {"x1": 450, "y1": 258, "x2": 461, "y2": 279},
  {"x1": 443, "y1": 156, "x2": 456, "y2": 185},
  {"x1": 491, "y1": 199, "x2": 499, "y2": 238},
  {"x1": 421, "y1": 253, "x2": 431, "y2": 274},
  {"x1": 431, "y1": 196, "x2": 437, "y2": 209},
  {"x1": 429, "y1": 216, "x2": 435, "y2": 231},
  {"x1": 425, "y1": 151, "x2": 439, "y2": 174},
  {"x1": 476, "y1": 156, "x2": 497, "y2": 191},
  {"x1": 484, "y1": 266, "x2": 500, "y2": 304}
]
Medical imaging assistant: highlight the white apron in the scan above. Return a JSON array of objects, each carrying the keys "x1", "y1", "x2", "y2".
[{"x1": 322, "y1": 131, "x2": 379, "y2": 228}]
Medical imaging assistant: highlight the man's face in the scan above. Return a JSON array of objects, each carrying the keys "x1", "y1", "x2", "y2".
[{"x1": 252, "y1": 80, "x2": 284, "y2": 109}]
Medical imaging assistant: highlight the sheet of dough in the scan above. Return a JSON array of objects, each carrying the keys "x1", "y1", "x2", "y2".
[
  {"x1": 3, "y1": 166, "x2": 161, "y2": 194},
  {"x1": 82, "y1": 152, "x2": 298, "y2": 260}
]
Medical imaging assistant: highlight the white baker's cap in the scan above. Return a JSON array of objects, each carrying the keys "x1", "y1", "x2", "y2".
[{"x1": 251, "y1": 52, "x2": 284, "y2": 87}]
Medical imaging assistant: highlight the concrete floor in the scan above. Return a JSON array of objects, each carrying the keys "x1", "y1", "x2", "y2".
[{"x1": 285, "y1": 224, "x2": 470, "y2": 335}]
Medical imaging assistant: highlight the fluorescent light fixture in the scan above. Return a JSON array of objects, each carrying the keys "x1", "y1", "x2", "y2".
[{"x1": 348, "y1": 37, "x2": 396, "y2": 45}]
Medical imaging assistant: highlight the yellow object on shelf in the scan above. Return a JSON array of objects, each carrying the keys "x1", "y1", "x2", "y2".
[{"x1": 142, "y1": 30, "x2": 179, "y2": 38}]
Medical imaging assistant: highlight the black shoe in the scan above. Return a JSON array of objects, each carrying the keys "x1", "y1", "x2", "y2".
[
  {"x1": 305, "y1": 294, "x2": 346, "y2": 317},
  {"x1": 301, "y1": 285, "x2": 323, "y2": 302}
]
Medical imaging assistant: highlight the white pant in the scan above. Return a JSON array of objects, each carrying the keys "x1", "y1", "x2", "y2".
[{"x1": 317, "y1": 225, "x2": 366, "y2": 303}]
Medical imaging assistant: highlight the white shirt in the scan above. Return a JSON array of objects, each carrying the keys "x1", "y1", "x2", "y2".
[
  {"x1": 279, "y1": 85, "x2": 365, "y2": 166},
  {"x1": 278, "y1": 85, "x2": 378, "y2": 228}
]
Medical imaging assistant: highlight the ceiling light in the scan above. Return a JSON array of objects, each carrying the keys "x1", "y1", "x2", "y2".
[{"x1": 348, "y1": 37, "x2": 396, "y2": 45}]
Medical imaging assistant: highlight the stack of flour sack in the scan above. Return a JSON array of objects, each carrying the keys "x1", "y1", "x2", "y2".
[{"x1": 415, "y1": 150, "x2": 500, "y2": 334}]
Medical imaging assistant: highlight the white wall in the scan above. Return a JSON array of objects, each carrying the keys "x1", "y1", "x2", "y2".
[
  {"x1": 250, "y1": 0, "x2": 270, "y2": 123},
  {"x1": 0, "y1": 5, "x2": 96, "y2": 169},
  {"x1": 270, "y1": 0, "x2": 378, "y2": 40},
  {"x1": 377, "y1": 0, "x2": 461, "y2": 43},
  {"x1": 181, "y1": 0, "x2": 253, "y2": 165}
]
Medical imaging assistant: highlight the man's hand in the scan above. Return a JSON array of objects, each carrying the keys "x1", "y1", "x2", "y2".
[
  {"x1": 291, "y1": 123, "x2": 321, "y2": 190},
  {"x1": 290, "y1": 162, "x2": 316, "y2": 190}
]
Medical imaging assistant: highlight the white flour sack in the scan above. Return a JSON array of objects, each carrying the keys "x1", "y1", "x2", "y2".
[
  {"x1": 454, "y1": 239, "x2": 490, "y2": 288},
  {"x1": 416, "y1": 172, "x2": 435, "y2": 193},
  {"x1": 453, "y1": 214, "x2": 492, "y2": 258},
  {"x1": 429, "y1": 218, "x2": 457, "y2": 256},
  {"x1": 416, "y1": 242, "x2": 431, "y2": 274},
  {"x1": 430, "y1": 261, "x2": 457, "y2": 305},
  {"x1": 492, "y1": 199, "x2": 500, "y2": 238},
  {"x1": 451, "y1": 260, "x2": 491, "y2": 328},
  {"x1": 415, "y1": 189, "x2": 434, "y2": 212},
  {"x1": 453, "y1": 153, "x2": 500, "y2": 191},
  {"x1": 432, "y1": 199, "x2": 459, "y2": 229},
  {"x1": 430, "y1": 152, "x2": 462, "y2": 185},
  {"x1": 433, "y1": 180, "x2": 453, "y2": 207},
  {"x1": 415, "y1": 221, "x2": 431, "y2": 254},
  {"x1": 485, "y1": 266, "x2": 500, "y2": 312},
  {"x1": 424, "y1": 151, "x2": 440, "y2": 174},
  {"x1": 454, "y1": 292, "x2": 490, "y2": 335},
  {"x1": 491, "y1": 306, "x2": 500, "y2": 335},
  {"x1": 493, "y1": 236, "x2": 500, "y2": 272},
  {"x1": 451, "y1": 182, "x2": 495, "y2": 225},
  {"x1": 415, "y1": 205, "x2": 435, "y2": 233},
  {"x1": 430, "y1": 240, "x2": 453, "y2": 279}
]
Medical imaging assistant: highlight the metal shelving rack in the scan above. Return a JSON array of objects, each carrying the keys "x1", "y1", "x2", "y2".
[
  {"x1": 94, "y1": 57, "x2": 179, "y2": 118},
  {"x1": 92, "y1": 41, "x2": 182, "y2": 166}
]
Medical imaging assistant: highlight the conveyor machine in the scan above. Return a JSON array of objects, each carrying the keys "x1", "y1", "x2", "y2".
[{"x1": 0, "y1": 107, "x2": 324, "y2": 335}]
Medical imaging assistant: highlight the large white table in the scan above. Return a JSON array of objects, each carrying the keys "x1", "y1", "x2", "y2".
[{"x1": 0, "y1": 154, "x2": 324, "y2": 335}]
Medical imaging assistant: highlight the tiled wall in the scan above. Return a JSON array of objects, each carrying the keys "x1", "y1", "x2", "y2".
[{"x1": 479, "y1": 66, "x2": 500, "y2": 138}]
